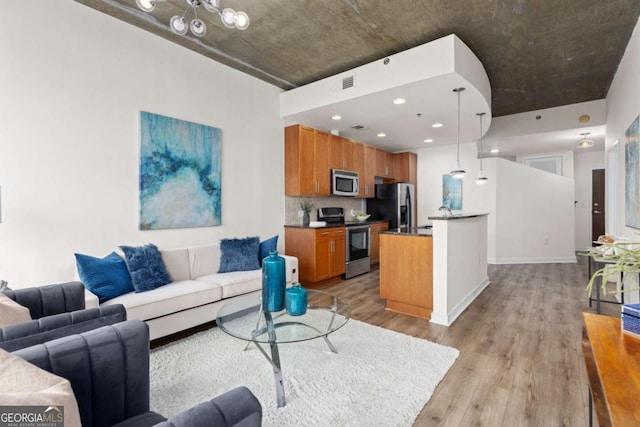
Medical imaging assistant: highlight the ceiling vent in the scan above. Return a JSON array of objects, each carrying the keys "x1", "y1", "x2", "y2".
[
  {"x1": 351, "y1": 125, "x2": 366, "y2": 130},
  {"x1": 342, "y1": 74, "x2": 355, "y2": 90}
]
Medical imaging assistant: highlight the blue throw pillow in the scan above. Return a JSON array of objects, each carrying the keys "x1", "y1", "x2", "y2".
[
  {"x1": 120, "y1": 244, "x2": 172, "y2": 293},
  {"x1": 75, "y1": 252, "x2": 134, "y2": 303},
  {"x1": 218, "y1": 236, "x2": 261, "y2": 273},
  {"x1": 259, "y1": 235, "x2": 279, "y2": 265}
]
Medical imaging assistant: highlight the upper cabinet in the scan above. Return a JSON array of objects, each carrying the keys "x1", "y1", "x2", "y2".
[
  {"x1": 329, "y1": 135, "x2": 353, "y2": 171},
  {"x1": 393, "y1": 152, "x2": 417, "y2": 186},
  {"x1": 375, "y1": 148, "x2": 395, "y2": 179},
  {"x1": 285, "y1": 124, "x2": 416, "y2": 198},
  {"x1": 363, "y1": 145, "x2": 377, "y2": 198},
  {"x1": 285, "y1": 124, "x2": 330, "y2": 196}
]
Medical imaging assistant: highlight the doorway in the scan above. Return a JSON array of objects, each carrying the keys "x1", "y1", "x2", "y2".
[{"x1": 592, "y1": 168, "x2": 605, "y2": 244}]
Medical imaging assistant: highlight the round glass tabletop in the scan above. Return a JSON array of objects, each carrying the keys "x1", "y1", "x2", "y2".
[{"x1": 216, "y1": 289, "x2": 350, "y2": 344}]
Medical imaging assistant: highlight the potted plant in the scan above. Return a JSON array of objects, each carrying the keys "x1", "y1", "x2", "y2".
[
  {"x1": 300, "y1": 199, "x2": 314, "y2": 226},
  {"x1": 585, "y1": 239, "x2": 640, "y2": 297},
  {"x1": 585, "y1": 238, "x2": 640, "y2": 336}
]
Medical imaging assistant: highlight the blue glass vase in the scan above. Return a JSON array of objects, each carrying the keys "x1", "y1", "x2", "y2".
[
  {"x1": 262, "y1": 251, "x2": 286, "y2": 312},
  {"x1": 285, "y1": 283, "x2": 308, "y2": 316}
]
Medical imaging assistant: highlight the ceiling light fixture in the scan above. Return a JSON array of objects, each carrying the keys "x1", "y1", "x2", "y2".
[
  {"x1": 135, "y1": 0, "x2": 249, "y2": 37},
  {"x1": 490, "y1": 148, "x2": 500, "y2": 154},
  {"x1": 377, "y1": 133, "x2": 386, "y2": 138},
  {"x1": 450, "y1": 87, "x2": 466, "y2": 179},
  {"x1": 393, "y1": 98, "x2": 406, "y2": 105},
  {"x1": 331, "y1": 115, "x2": 342, "y2": 120},
  {"x1": 424, "y1": 138, "x2": 433, "y2": 143},
  {"x1": 432, "y1": 123, "x2": 443, "y2": 128},
  {"x1": 475, "y1": 112, "x2": 488, "y2": 185},
  {"x1": 577, "y1": 132, "x2": 595, "y2": 149}
]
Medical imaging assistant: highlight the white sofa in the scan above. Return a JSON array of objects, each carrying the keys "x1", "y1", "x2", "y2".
[{"x1": 84, "y1": 244, "x2": 298, "y2": 340}]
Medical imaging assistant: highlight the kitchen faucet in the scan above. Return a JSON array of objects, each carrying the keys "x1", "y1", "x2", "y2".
[{"x1": 438, "y1": 206, "x2": 452, "y2": 216}]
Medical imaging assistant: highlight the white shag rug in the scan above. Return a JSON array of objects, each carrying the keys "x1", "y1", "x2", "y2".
[{"x1": 150, "y1": 319, "x2": 459, "y2": 427}]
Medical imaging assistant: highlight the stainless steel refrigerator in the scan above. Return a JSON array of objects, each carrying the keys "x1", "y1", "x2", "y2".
[{"x1": 366, "y1": 183, "x2": 416, "y2": 230}]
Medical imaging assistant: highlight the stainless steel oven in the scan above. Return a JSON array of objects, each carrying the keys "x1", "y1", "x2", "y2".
[{"x1": 345, "y1": 224, "x2": 370, "y2": 279}]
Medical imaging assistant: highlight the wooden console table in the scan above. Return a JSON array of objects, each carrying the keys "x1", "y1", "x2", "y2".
[{"x1": 582, "y1": 312, "x2": 640, "y2": 426}]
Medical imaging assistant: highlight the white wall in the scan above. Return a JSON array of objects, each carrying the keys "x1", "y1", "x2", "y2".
[
  {"x1": 606, "y1": 16, "x2": 640, "y2": 241},
  {"x1": 0, "y1": 2, "x2": 284, "y2": 286},
  {"x1": 574, "y1": 151, "x2": 605, "y2": 250},
  {"x1": 416, "y1": 142, "x2": 575, "y2": 263},
  {"x1": 416, "y1": 141, "x2": 489, "y2": 224},
  {"x1": 492, "y1": 158, "x2": 576, "y2": 263}
]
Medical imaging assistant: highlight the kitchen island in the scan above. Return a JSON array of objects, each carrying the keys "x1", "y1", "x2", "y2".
[
  {"x1": 379, "y1": 227, "x2": 433, "y2": 320},
  {"x1": 379, "y1": 213, "x2": 489, "y2": 326}
]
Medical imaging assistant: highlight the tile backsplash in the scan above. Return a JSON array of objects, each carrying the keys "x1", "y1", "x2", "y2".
[{"x1": 285, "y1": 196, "x2": 366, "y2": 225}]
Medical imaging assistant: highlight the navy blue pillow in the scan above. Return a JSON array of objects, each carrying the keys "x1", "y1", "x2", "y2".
[
  {"x1": 259, "y1": 235, "x2": 279, "y2": 265},
  {"x1": 218, "y1": 236, "x2": 261, "y2": 273},
  {"x1": 119, "y1": 244, "x2": 172, "y2": 293},
  {"x1": 75, "y1": 252, "x2": 134, "y2": 303}
]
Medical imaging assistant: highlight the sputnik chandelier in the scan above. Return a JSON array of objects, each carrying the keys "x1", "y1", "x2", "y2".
[{"x1": 136, "y1": 0, "x2": 250, "y2": 37}]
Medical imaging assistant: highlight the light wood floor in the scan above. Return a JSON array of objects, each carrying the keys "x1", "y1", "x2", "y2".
[
  {"x1": 152, "y1": 256, "x2": 617, "y2": 425},
  {"x1": 317, "y1": 257, "x2": 617, "y2": 426}
]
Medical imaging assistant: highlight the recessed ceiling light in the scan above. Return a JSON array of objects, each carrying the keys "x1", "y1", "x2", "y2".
[
  {"x1": 432, "y1": 123, "x2": 443, "y2": 128},
  {"x1": 424, "y1": 138, "x2": 433, "y2": 143},
  {"x1": 490, "y1": 148, "x2": 500, "y2": 153},
  {"x1": 377, "y1": 133, "x2": 386, "y2": 138},
  {"x1": 393, "y1": 98, "x2": 406, "y2": 105},
  {"x1": 331, "y1": 115, "x2": 342, "y2": 120}
]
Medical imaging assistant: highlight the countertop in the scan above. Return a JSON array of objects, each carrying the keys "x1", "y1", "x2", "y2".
[
  {"x1": 427, "y1": 212, "x2": 489, "y2": 221},
  {"x1": 284, "y1": 219, "x2": 388, "y2": 229},
  {"x1": 380, "y1": 226, "x2": 433, "y2": 237}
]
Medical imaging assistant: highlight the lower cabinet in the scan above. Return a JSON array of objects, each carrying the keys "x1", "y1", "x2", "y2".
[
  {"x1": 369, "y1": 222, "x2": 389, "y2": 265},
  {"x1": 285, "y1": 227, "x2": 346, "y2": 284}
]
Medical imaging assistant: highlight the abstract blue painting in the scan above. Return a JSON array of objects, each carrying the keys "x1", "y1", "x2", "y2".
[
  {"x1": 442, "y1": 174, "x2": 462, "y2": 211},
  {"x1": 139, "y1": 112, "x2": 221, "y2": 230},
  {"x1": 625, "y1": 115, "x2": 640, "y2": 228}
]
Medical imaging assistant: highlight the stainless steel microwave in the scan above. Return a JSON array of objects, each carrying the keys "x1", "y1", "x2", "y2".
[{"x1": 331, "y1": 169, "x2": 359, "y2": 196}]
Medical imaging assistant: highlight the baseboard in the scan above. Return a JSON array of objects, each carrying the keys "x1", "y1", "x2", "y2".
[
  {"x1": 430, "y1": 276, "x2": 491, "y2": 327},
  {"x1": 488, "y1": 256, "x2": 577, "y2": 264}
]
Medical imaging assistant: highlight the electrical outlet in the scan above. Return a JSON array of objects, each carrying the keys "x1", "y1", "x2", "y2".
[{"x1": 298, "y1": 210, "x2": 304, "y2": 218}]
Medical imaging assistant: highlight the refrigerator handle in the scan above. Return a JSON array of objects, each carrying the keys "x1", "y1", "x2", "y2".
[{"x1": 405, "y1": 187, "x2": 412, "y2": 229}]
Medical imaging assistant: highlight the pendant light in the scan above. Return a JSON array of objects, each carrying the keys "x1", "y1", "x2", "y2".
[
  {"x1": 577, "y1": 132, "x2": 595, "y2": 149},
  {"x1": 450, "y1": 87, "x2": 466, "y2": 178},
  {"x1": 475, "y1": 112, "x2": 488, "y2": 185}
]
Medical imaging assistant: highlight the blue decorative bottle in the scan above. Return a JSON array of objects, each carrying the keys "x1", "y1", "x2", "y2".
[
  {"x1": 285, "y1": 283, "x2": 308, "y2": 316},
  {"x1": 262, "y1": 251, "x2": 286, "y2": 312}
]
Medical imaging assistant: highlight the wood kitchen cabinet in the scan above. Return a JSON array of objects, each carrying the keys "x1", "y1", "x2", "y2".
[
  {"x1": 285, "y1": 227, "x2": 346, "y2": 284},
  {"x1": 329, "y1": 134, "x2": 353, "y2": 170},
  {"x1": 393, "y1": 152, "x2": 417, "y2": 186},
  {"x1": 362, "y1": 144, "x2": 377, "y2": 197},
  {"x1": 351, "y1": 142, "x2": 366, "y2": 197},
  {"x1": 369, "y1": 221, "x2": 389, "y2": 265},
  {"x1": 375, "y1": 148, "x2": 395, "y2": 179},
  {"x1": 285, "y1": 124, "x2": 330, "y2": 196}
]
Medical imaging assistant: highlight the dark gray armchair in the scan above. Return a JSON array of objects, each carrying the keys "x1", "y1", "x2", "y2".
[
  {"x1": 0, "y1": 281, "x2": 126, "y2": 352},
  {"x1": 13, "y1": 320, "x2": 262, "y2": 427}
]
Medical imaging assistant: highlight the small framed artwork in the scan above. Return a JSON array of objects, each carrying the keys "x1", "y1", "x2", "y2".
[{"x1": 442, "y1": 174, "x2": 462, "y2": 210}]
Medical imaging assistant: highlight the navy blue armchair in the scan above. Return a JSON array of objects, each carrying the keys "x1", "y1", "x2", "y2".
[
  {"x1": 13, "y1": 320, "x2": 262, "y2": 427},
  {"x1": 0, "y1": 281, "x2": 126, "y2": 352}
]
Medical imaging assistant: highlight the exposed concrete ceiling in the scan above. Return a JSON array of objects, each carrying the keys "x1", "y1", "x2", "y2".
[{"x1": 75, "y1": 0, "x2": 640, "y2": 153}]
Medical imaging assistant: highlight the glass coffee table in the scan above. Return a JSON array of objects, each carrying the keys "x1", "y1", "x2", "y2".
[{"x1": 216, "y1": 289, "x2": 350, "y2": 407}]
